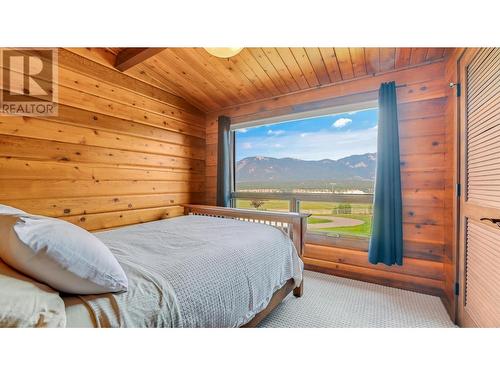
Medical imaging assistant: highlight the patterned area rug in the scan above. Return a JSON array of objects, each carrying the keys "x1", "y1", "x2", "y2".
[{"x1": 259, "y1": 270, "x2": 455, "y2": 328}]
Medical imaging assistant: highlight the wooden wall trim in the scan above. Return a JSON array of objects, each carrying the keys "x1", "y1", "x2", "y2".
[{"x1": 441, "y1": 47, "x2": 467, "y2": 321}]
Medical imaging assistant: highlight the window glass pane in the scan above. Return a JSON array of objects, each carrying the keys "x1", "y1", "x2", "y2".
[
  {"x1": 232, "y1": 107, "x2": 378, "y2": 246},
  {"x1": 300, "y1": 200, "x2": 373, "y2": 239},
  {"x1": 234, "y1": 108, "x2": 378, "y2": 194},
  {"x1": 235, "y1": 199, "x2": 290, "y2": 212}
]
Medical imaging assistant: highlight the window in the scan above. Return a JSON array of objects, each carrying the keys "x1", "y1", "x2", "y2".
[{"x1": 231, "y1": 106, "x2": 378, "y2": 249}]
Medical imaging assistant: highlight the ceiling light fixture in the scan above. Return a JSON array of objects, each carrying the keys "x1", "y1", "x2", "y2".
[{"x1": 204, "y1": 47, "x2": 243, "y2": 58}]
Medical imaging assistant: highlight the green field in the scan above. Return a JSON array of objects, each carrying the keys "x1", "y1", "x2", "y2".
[
  {"x1": 307, "y1": 217, "x2": 332, "y2": 224},
  {"x1": 236, "y1": 199, "x2": 373, "y2": 238},
  {"x1": 314, "y1": 214, "x2": 373, "y2": 238}
]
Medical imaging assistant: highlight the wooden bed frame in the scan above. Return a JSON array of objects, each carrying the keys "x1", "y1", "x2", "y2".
[
  {"x1": 183, "y1": 204, "x2": 309, "y2": 327},
  {"x1": 61, "y1": 203, "x2": 307, "y2": 327}
]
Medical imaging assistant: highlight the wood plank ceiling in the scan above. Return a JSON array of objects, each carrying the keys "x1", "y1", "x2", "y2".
[{"x1": 107, "y1": 48, "x2": 449, "y2": 113}]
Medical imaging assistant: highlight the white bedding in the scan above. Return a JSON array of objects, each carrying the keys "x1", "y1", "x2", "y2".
[{"x1": 70, "y1": 215, "x2": 303, "y2": 327}]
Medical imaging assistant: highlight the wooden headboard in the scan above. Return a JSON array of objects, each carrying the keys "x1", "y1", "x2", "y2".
[
  {"x1": 183, "y1": 204, "x2": 309, "y2": 259},
  {"x1": 0, "y1": 48, "x2": 205, "y2": 231}
]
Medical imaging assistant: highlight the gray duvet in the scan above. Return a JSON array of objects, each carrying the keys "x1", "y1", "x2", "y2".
[{"x1": 79, "y1": 215, "x2": 303, "y2": 327}]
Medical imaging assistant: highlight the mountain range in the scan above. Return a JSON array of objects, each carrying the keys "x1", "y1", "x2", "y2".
[{"x1": 236, "y1": 153, "x2": 376, "y2": 182}]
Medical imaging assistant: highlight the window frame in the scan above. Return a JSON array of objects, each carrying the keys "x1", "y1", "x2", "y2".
[{"x1": 229, "y1": 101, "x2": 378, "y2": 251}]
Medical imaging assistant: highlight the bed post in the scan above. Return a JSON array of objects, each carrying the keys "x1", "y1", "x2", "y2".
[{"x1": 292, "y1": 215, "x2": 307, "y2": 297}]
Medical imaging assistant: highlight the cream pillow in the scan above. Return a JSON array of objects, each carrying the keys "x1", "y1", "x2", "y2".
[
  {"x1": 0, "y1": 259, "x2": 66, "y2": 328},
  {"x1": 0, "y1": 214, "x2": 128, "y2": 295}
]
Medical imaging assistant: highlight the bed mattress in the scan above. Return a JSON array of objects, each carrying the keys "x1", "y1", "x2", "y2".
[{"x1": 64, "y1": 215, "x2": 303, "y2": 327}]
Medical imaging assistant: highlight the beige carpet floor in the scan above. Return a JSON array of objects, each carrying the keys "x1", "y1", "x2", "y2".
[{"x1": 259, "y1": 270, "x2": 455, "y2": 328}]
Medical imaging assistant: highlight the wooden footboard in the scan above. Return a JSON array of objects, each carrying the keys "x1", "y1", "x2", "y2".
[{"x1": 183, "y1": 204, "x2": 309, "y2": 299}]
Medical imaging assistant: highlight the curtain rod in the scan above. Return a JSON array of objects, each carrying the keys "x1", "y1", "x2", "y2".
[{"x1": 367, "y1": 83, "x2": 407, "y2": 92}]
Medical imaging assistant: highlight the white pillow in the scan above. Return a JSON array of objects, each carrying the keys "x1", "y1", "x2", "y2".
[
  {"x1": 0, "y1": 259, "x2": 66, "y2": 328},
  {"x1": 0, "y1": 214, "x2": 128, "y2": 295},
  {"x1": 0, "y1": 204, "x2": 26, "y2": 215}
]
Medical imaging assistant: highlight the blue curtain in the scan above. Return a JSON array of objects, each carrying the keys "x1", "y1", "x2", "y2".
[
  {"x1": 368, "y1": 81, "x2": 403, "y2": 266},
  {"x1": 216, "y1": 115, "x2": 231, "y2": 207}
]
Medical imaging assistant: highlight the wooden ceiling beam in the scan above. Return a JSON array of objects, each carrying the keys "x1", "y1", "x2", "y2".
[{"x1": 114, "y1": 48, "x2": 165, "y2": 72}]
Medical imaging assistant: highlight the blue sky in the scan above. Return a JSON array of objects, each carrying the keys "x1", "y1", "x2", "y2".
[{"x1": 235, "y1": 108, "x2": 379, "y2": 161}]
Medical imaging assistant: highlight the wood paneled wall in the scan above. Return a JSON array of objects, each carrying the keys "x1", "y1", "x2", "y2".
[
  {"x1": 0, "y1": 48, "x2": 205, "y2": 231},
  {"x1": 206, "y1": 60, "x2": 453, "y2": 298}
]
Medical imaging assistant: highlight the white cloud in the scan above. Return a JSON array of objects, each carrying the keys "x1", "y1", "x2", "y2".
[
  {"x1": 267, "y1": 129, "x2": 285, "y2": 136},
  {"x1": 332, "y1": 118, "x2": 352, "y2": 128},
  {"x1": 300, "y1": 133, "x2": 308, "y2": 138},
  {"x1": 242, "y1": 142, "x2": 252, "y2": 149},
  {"x1": 237, "y1": 128, "x2": 248, "y2": 133},
  {"x1": 238, "y1": 126, "x2": 378, "y2": 161}
]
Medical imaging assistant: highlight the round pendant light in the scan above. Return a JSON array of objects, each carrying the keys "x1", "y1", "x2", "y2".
[{"x1": 204, "y1": 47, "x2": 243, "y2": 58}]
